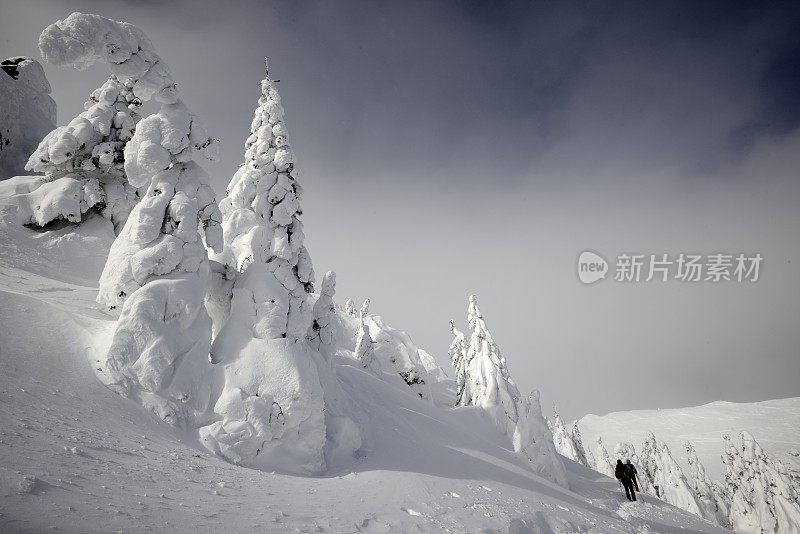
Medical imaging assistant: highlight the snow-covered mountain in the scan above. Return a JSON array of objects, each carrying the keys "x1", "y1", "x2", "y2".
[
  {"x1": 0, "y1": 11, "x2": 792, "y2": 533},
  {"x1": 578, "y1": 398, "x2": 800, "y2": 482},
  {"x1": 0, "y1": 186, "x2": 728, "y2": 532}
]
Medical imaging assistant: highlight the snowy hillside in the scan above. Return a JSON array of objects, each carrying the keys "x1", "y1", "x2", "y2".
[
  {"x1": 0, "y1": 11, "x2": 792, "y2": 533},
  {"x1": 578, "y1": 398, "x2": 800, "y2": 482},
  {"x1": 0, "y1": 185, "x2": 728, "y2": 533}
]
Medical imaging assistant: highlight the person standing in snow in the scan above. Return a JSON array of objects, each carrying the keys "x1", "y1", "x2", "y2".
[
  {"x1": 615, "y1": 459, "x2": 637, "y2": 502},
  {"x1": 625, "y1": 459, "x2": 640, "y2": 491}
]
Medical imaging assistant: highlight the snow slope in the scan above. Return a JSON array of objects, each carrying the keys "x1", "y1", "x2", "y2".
[
  {"x1": 0, "y1": 188, "x2": 727, "y2": 533},
  {"x1": 579, "y1": 398, "x2": 800, "y2": 482}
]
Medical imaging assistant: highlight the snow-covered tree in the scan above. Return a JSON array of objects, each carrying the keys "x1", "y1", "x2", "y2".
[
  {"x1": 213, "y1": 57, "x2": 314, "y2": 341},
  {"x1": 23, "y1": 76, "x2": 141, "y2": 231},
  {"x1": 307, "y1": 271, "x2": 337, "y2": 355},
  {"x1": 355, "y1": 322, "x2": 379, "y2": 373},
  {"x1": 686, "y1": 441, "x2": 730, "y2": 527},
  {"x1": 514, "y1": 390, "x2": 568, "y2": 487},
  {"x1": 724, "y1": 431, "x2": 800, "y2": 533},
  {"x1": 551, "y1": 406, "x2": 582, "y2": 463},
  {"x1": 448, "y1": 319, "x2": 468, "y2": 406},
  {"x1": 453, "y1": 294, "x2": 566, "y2": 486},
  {"x1": 640, "y1": 432, "x2": 704, "y2": 516},
  {"x1": 360, "y1": 298, "x2": 370, "y2": 319},
  {"x1": 35, "y1": 13, "x2": 222, "y2": 426},
  {"x1": 344, "y1": 298, "x2": 356, "y2": 317},
  {"x1": 595, "y1": 437, "x2": 616, "y2": 478},
  {"x1": 1, "y1": 56, "x2": 56, "y2": 179},
  {"x1": 571, "y1": 420, "x2": 593, "y2": 468},
  {"x1": 200, "y1": 61, "x2": 330, "y2": 472},
  {"x1": 459, "y1": 295, "x2": 521, "y2": 428}
]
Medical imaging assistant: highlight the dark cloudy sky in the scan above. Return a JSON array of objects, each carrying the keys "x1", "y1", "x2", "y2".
[{"x1": 2, "y1": 0, "x2": 799, "y2": 421}]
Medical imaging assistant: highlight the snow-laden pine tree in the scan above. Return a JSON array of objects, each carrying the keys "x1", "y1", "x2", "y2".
[
  {"x1": 37, "y1": 13, "x2": 223, "y2": 426},
  {"x1": 571, "y1": 420, "x2": 593, "y2": 468},
  {"x1": 551, "y1": 406, "x2": 582, "y2": 463},
  {"x1": 454, "y1": 295, "x2": 566, "y2": 487},
  {"x1": 360, "y1": 298, "x2": 370, "y2": 319},
  {"x1": 306, "y1": 271, "x2": 337, "y2": 355},
  {"x1": 686, "y1": 441, "x2": 730, "y2": 527},
  {"x1": 514, "y1": 390, "x2": 568, "y2": 487},
  {"x1": 640, "y1": 432, "x2": 704, "y2": 516},
  {"x1": 23, "y1": 76, "x2": 140, "y2": 232},
  {"x1": 614, "y1": 441, "x2": 654, "y2": 495},
  {"x1": 448, "y1": 319, "x2": 468, "y2": 405},
  {"x1": 199, "y1": 61, "x2": 333, "y2": 473},
  {"x1": 213, "y1": 58, "x2": 314, "y2": 341},
  {"x1": 355, "y1": 321, "x2": 379, "y2": 373},
  {"x1": 724, "y1": 431, "x2": 800, "y2": 533},
  {"x1": 459, "y1": 295, "x2": 520, "y2": 429},
  {"x1": 344, "y1": 298, "x2": 356, "y2": 317},
  {"x1": 595, "y1": 437, "x2": 616, "y2": 478}
]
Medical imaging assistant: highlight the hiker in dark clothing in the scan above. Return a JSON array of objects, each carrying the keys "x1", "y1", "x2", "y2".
[
  {"x1": 625, "y1": 460, "x2": 640, "y2": 492},
  {"x1": 615, "y1": 459, "x2": 637, "y2": 501}
]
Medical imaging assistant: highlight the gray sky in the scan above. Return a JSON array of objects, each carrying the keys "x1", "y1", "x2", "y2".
[{"x1": 2, "y1": 0, "x2": 799, "y2": 421}]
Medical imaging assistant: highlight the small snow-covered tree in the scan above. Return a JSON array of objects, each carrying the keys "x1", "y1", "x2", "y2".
[
  {"x1": 514, "y1": 390, "x2": 568, "y2": 487},
  {"x1": 448, "y1": 319, "x2": 468, "y2": 405},
  {"x1": 459, "y1": 294, "x2": 521, "y2": 420},
  {"x1": 571, "y1": 420, "x2": 593, "y2": 468},
  {"x1": 595, "y1": 437, "x2": 616, "y2": 478},
  {"x1": 360, "y1": 298, "x2": 370, "y2": 319},
  {"x1": 355, "y1": 322, "x2": 379, "y2": 373},
  {"x1": 686, "y1": 440, "x2": 730, "y2": 527},
  {"x1": 344, "y1": 298, "x2": 356, "y2": 317},
  {"x1": 640, "y1": 432, "x2": 704, "y2": 516},
  {"x1": 724, "y1": 431, "x2": 800, "y2": 533},
  {"x1": 38, "y1": 13, "x2": 222, "y2": 426},
  {"x1": 23, "y1": 76, "x2": 141, "y2": 231},
  {"x1": 306, "y1": 271, "x2": 337, "y2": 355},
  {"x1": 551, "y1": 406, "x2": 582, "y2": 463}
]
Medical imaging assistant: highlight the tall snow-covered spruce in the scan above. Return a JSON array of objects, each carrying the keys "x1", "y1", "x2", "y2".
[
  {"x1": 35, "y1": 13, "x2": 223, "y2": 426},
  {"x1": 199, "y1": 60, "x2": 360, "y2": 474},
  {"x1": 213, "y1": 57, "x2": 314, "y2": 340},
  {"x1": 453, "y1": 294, "x2": 566, "y2": 487}
]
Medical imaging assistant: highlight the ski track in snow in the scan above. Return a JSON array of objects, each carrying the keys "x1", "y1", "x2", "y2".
[{"x1": 0, "y1": 193, "x2": 730, "y2": 533}]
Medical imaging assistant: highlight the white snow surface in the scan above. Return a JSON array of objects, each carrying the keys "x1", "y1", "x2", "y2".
[
  {"x1": 0, "y1": 187, "x2": 728, "y2": 533},
  {"x1": 579, "y1": 398, "x2": 800, "y2": 482}
]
